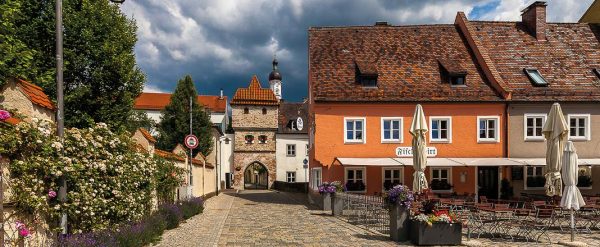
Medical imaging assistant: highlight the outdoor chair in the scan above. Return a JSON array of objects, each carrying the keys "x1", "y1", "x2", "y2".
[
  {"x1": 479, "y1": 196, "x2": 488, "y2": 203},
  {"x1": 533, "y1": 208, "x2": 555, "y2": 243},
  {"x1": 494, "y1": 203, "x2": 510, "y2": 209}
]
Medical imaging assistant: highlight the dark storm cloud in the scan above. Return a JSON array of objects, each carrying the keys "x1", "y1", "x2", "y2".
[{"x1": 121, "y1": 0, "x2": 591, "y2": 101}]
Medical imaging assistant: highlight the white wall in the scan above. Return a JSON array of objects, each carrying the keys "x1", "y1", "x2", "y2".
[
  {"x1": 211, "y1": 112, "x2": 227, "y2": 132},
  {"x1": 276, "y1": 134, "x2": 309, "y2": 183},
  {"x1": 145, "y1": 110, "x2": 162, "y2": 123},
  {"x1": 219, "y1": 133, "x2": 235, "y2": 189}
]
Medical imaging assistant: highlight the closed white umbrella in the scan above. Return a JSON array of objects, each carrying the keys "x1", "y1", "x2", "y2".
[
  {"x1": 542, "y1": 103, "x2": 568, "y2": 197},
  {"x1": 560, "y1": 141, "x2": 586, "y2": 242},
  {"x1": 410, "y1": 104, "x2": 428, "y2": 193}
]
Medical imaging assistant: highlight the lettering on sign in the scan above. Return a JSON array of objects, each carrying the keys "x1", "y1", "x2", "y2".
[{"x1": 395, "y1": 147, "x2": 437, "y2": 157}]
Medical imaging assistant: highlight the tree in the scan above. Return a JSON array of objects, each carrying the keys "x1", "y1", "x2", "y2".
[
  {"x1": 3, "y1": 0, "x2": 145, "y2": 130},
  {"x1": 125, "y1": 110, "x2": 156, "y2": 133},
  {"x1": 157, "y1": 75, "x2": 212, "y2": 156}
]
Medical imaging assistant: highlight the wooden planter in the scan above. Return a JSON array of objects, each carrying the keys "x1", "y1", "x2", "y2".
[{"x1": 410, "y1": 220, "x2": 462, "y2": 246}]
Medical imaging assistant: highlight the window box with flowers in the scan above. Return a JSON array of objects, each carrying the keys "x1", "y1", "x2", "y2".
[{"x1": 244, "y1": 135, "x2": 254, "y2": 144}]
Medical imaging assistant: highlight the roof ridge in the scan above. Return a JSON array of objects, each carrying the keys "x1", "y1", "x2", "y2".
[
  {"x1": 17, "y1": 79, "x2": 43, "y2": 91},
  {"x1": 455, "y1": 12, "x2": 512, "y2": 100},
  {"x1": 309, "y1": 24, "x2": 456, "y2": 30}
]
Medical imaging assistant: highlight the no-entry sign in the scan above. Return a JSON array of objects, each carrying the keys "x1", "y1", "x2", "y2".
[{"x1": 184, "y1": 134, "x2": 199, "y2": 149}]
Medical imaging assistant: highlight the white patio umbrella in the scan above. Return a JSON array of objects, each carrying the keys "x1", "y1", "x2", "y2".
[
  {"x1": 410, "y1": 104, "x2": 428, "y2": 193},
  {"x1": 560, "y1": 141, "x2": 586, "y2": 242},
  {"x1": 542, "y1": 103, "x2": 569, "y2": 197}
]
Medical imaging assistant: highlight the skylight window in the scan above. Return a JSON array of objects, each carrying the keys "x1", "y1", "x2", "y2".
[
  {"x1": 524, "y1": 69, "x2": 548, "y2": 86},
  {"x1": 450, "y1": 75, "x2": 466, "y2": 86},
  {"x1": 594, "y1": 68, "x2": 600, "y2": 79}
]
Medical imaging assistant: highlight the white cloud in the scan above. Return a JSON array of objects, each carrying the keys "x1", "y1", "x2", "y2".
[
  {"x1": 143, "y1": 84, "x2": 167, "y2": 93},
  {"x1": 476, "y1": 0, "x2": 592, "y2": 22}
]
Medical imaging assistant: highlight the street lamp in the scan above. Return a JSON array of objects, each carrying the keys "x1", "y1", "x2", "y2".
[{"x1": 55, "y1": 0, "x2": 126, "y2": 235}]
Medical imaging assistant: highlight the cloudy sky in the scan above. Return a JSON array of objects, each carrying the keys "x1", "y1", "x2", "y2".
[{"x1": 120, "y1": 0, "x2": 592, "y2": 102}]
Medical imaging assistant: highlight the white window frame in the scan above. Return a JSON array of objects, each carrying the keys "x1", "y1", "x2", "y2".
[
  {"x1": 524, "y1": 166, "x2": 545, "y2": 190},
  {"x1": 380, "y1": 117, "x2": 403, "y2": 143},
  {"x1": 524, "y1": 114, "x2": 547, "y2": 141},
  {"x1": 568, "y1": 114, "x2": 591, "y2": 141},
  {"x1": 286, "y1": 171, "x2": 296, "y2": 183},
  {"x1": 344, "y1": 117, "x2": 366, "y2": 144},
  {"x1": 310, "y1": 167, "x2": 322, "y2": 190},
  {"x1": 429, "y1": 116, "x2": 452, "y2": 143},
  {"x1": 477, "y1": 116, "x2": 500, "y2": 143},
  {"x1": 430, "y1": 167, "x2": 452, "y2": 192},
  {"x1": 344, "y1": 167, "x2": 367, "y2": 193},
  {"x1": 382, "y1": 167, "x2": 404, "y2": 191},
  {"x1": 286, "y1": 144, "x2": 296, "y2": 156}
]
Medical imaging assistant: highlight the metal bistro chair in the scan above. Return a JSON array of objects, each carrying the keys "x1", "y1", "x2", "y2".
[{"x1": 533, "y1": 208, "x2": 555, "y2": 243}]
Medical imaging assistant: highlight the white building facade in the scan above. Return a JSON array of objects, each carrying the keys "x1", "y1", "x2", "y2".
[{"x1": 275, "y1": 102, "x2": 309, "y2": 184}]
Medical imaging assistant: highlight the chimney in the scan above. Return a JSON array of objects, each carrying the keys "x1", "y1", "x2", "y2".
[
  {"x1": 219, "y1": 88, "x2": 223, "y2": 99},
  {"x1": 521, "y1": 1, "x2": 547, "y2": 41}
]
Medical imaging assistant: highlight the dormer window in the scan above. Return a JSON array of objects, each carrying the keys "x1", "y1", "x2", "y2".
[
  {"x1": 524, "y1": 69, "x2": 548, "y2": 86},
  {"x1": 244, "y1": 135, "x2": 254, "y2": 144},
  {"x1": 288, "y1": 120, "x2": 297, "y2": 130},
  {"x1": 355, "y1": 60, "x2": 378, "y2": 87},
  {"x1": 450, "y1": 74, "x2": 466, "y2": 86},
  {"x1": 594, "y1": 69, "x2": 600, "y2": 79},
  {"x1": 438, "y1": 59, "x2": 467, "y2": 87},
  {"x1": 258, "y1": 135, "x2": 267, "y2": 144}
]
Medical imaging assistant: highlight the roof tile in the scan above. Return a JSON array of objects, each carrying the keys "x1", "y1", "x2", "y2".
[
  {"x1": 134, "y1": 93, "x2": 227, "y2": 112},
  {"x1": 17, "y1": 79, "x2": 55, "y2": 110},
  {"x1": 231, "y1": 75, "x2": 279, "y2": 105}
]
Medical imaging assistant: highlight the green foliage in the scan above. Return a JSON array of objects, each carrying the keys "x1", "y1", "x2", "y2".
[
  {"x1": 125, "y1": 111, "x2": 157, "y2": 134},
  {"x1": 155, "y1": 157, "x2": 185, "y2": 204},
  {"x1": 0, "y1": 118, "x2": 164, "y2": 233},
  {"x1": 500, "y1": 178, "x2": 514, "y2": 200},
  {"x1": 3, "y1": 0, "x2": 145, "y2": 130},
  {"x1": 156, "y1": 75, "x2": 212, "y2": 156}
]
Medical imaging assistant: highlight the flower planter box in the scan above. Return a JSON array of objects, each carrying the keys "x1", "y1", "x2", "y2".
[
  {"x1": 331, "y1": 194, "x2": 344, "y2": 216},
  {"x1": 321, "y1": 193, "x2": 332, "y2": 211},
  {"x1": 410, "y1": 220, "x2": 462, "y2": 246},
  {"x1": 389, "y1": 204, "x2": 410, "y2": 242}
]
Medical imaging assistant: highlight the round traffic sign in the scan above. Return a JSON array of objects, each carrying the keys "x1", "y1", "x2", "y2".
[{"x1": 184, "y1": 135, "x2": 199, "y2": 149}]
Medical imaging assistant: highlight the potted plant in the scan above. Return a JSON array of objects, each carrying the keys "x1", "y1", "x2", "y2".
[
  {"x1": 385, "y1": 185, "x2": 414, "y2": 242},
  {"x1": 410, "y1": 201, "x2": 461, "y2": 245},
  {"x1": 318, "y1": 181, "x2": 343, "y2": 212}
]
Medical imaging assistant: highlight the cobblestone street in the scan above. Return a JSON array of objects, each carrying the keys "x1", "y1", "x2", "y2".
[{"x1": 156, "y1": 190, "x2": 600, "y2": 247}]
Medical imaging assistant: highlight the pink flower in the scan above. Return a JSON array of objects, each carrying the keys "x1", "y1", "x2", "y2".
[
  {"x1": 48, "y1": 190, "x2": 57, "y2": 198},
  {"x1": 18, "y1": 228, "x2": 30, "y2": 238},
  {"x1": 15, "y1": 221, "x2": 25, "y2": 229},
  {"x1": 0, "y1": 110, "x2": 10, "y2": 121}
]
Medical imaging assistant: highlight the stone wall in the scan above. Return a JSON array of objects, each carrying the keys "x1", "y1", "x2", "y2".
[
  {"x1": 232, "y1": 105, "x2": 278, "y2": 129},
  {"x1": 232, "y1": 152, "x2": 276, "y2": 189},
  {"x1": 234, "y1": 131, "x2": 276, "y2": 152}
]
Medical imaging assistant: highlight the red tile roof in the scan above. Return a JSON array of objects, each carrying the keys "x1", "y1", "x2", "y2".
[
  {"x1": 308, "y1": 25, "x2": 504, "y2": 102},
  {"x1": 230, "y1": 75, "x2": 279, "y2": 105},
  {"x1": 139, "y1": 128, "x2": 156, "y2": 143},
  {"x1": 134, "y1": 93, "x2": 227, "y2": 113},
  {"x1": 16, "y1": 79, "x2": 55, "y2": 110},
  {"x1": 464, "y1": 20, "x2": 600, "y2": 101},
  {"x1": 154, "y1": 149, "x2": 185, "y2": 162}
]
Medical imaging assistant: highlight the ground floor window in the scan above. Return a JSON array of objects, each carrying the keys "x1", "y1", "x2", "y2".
[
  {"x1": 525, "y1": 166, "x2": 545, "y2": 189},
  {"x1": 578, "y1": 166, "x2": 593, "y2": 189},
  {"x1": 287, "y1": 171, "x2": 296, "y2": 183},
  {"x1": 383, "y1": 168, "x2": 403, "y2": 191},
  {"x1": 345, "y1": 167, "x2": 366, "y2": 192},
  {"x1": 430, "y1": 167, "x2": 452, "y2": 191},
  {"x1": 310, "y1": 168, "x2": 322, "y2": 190}
]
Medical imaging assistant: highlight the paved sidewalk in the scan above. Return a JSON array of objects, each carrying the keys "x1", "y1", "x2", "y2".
[{"x1": 156, "y1": 190, "x2": 398, "y2": 246}]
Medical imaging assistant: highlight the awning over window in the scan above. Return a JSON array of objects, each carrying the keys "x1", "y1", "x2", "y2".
[{"x1": 333, "y1": 157, "x2": 600, "y2": 167}]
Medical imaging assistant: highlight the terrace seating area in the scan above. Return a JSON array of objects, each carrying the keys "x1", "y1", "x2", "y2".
[{"x1": 417, "y1": 195, "x2": 600, "y2": 243}]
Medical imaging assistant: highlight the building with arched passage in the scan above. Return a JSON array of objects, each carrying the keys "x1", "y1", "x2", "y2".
[{"x1": 230, "y1": 74, "x2": 280, "y2": 189}]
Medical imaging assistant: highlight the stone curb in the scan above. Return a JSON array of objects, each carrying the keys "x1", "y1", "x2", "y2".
[{"x1": 558, "y1": 241, "x2": 588, "y2": 247}]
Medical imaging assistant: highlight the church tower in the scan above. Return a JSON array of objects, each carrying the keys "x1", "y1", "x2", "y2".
[{"x1": 269, "y1": 57, "x2": 282, "y2": 100}]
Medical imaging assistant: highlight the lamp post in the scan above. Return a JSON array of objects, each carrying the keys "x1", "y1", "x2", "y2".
[{"x1": 55, "y1": 0, "x2": 126, "y2": 235}]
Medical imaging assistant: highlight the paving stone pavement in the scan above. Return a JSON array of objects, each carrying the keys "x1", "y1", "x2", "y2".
[{"x1": 156, "y1": 190, "x2": 600, "y2": 247}]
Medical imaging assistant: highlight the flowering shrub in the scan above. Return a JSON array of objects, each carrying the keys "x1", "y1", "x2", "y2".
[
  {"x1": 0, "y1": 109, "x2": 10, "y2": 120},
  {"x1": 384, "y1": 185, "x2": 414, "y2": 208},
  {"x1": 58, "y1": 197, "x2": 204, "y2": 247},
  {"x1": 318, "y1": 181, "x2": 343, "y2": 194},
  {"x1": 0, "y1": 118, "x2": 171, "y2": 233}
]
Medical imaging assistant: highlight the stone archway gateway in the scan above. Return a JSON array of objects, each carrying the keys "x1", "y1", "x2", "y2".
[{"x1": 244, "y1": 162, "x2": 268, "y2": 189}]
